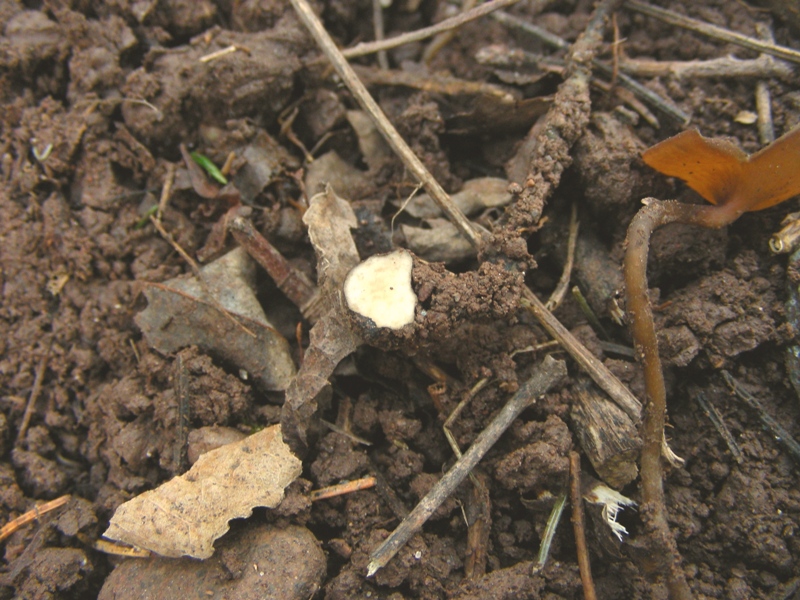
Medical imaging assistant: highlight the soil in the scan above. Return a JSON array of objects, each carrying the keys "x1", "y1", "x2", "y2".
[{"x1": 1, "y1": 0, "x2": 800, "y2": 599}]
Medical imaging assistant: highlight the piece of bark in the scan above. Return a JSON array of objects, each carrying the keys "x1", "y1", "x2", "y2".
[{"x1": 570, "y1": 382, "x2": 641, "y2": 489}]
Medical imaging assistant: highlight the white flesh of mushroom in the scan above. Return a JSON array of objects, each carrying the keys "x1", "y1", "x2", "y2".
[{"x1": 343, "y1": 250, "x2": 416, "y2": 329}]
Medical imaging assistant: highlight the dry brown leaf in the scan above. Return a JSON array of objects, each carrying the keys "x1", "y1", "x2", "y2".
[{"x1": 102, "y1": 425, "x2": 301, "y2": 559}]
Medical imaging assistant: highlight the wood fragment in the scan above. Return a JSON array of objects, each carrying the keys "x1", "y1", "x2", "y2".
[
  {"x1": 366, "y1": 356, "x2": 567, "y2": 576},
  {"x1": 227, "y1": 215, "x2": 320, "y2": 322},
  {"x1": 618, "y1": 55, "x2": 794, "y2": 81},
  {"x1": 571, "y1": 382, "x2": 641, "y2": 489},
  {"x1": 570, "y1": 452, "x2": 597, "y2": 600}
]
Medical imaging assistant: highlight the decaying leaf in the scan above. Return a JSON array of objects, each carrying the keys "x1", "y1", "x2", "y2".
[
  {"x1": 102, "y1": 425, "x2": 301, "y2": 559},
  {"x1": 302, "y1": 186, "x2": 360, "y2": 295},
  {"x1": 281, "y1": 186, "x2": 364, "y2": 455},
  {"x1": 135, "y1": 248, "x2": 296, "y2": 391}
]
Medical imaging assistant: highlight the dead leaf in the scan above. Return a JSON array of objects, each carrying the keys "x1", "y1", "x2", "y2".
[
  {"x1": 102, "y1": 425, "x2": 301, "y2": 559},
  {"x1": 394, "y1": 177, "x2": 511, "y2": 219},
  {"x1": 281, "y1": 186, "x2": 364, "y2": 455},
  {"x1": 135, "y1": 248, "x2": 296, "y2": 391},
  {"x1": 302, "y1": 186, "x2": 361, "y2": 297}
]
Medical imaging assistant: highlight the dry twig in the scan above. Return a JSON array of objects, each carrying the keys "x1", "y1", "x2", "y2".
[
  {"x1": 309, "y1": 477, "x2": 377, "y2": 501},
  {"x1": 367, "y1": 356, "x2": 567, "y2": 576},
  {"x1": 0, "y1": 495, "x2": 69, "y2": 543},
  {"x1": 290, "y1": 0, "x2": 482, "y2": 251}
]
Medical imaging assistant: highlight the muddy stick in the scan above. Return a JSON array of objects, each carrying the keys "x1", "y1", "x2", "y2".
[
  {"x1": 497, "y1": 0, "x2": 622, "y2": 233},
  {"x1": 289, "y1": 0, "x2": 483, "y2": 251},
  {"x1": 366, "y1": 355, "x2": 567, "y2": 576}
]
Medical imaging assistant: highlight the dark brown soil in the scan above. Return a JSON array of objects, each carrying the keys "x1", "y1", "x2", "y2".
[{"x1": 1, "y1": 0, "x2": 800, "y2": 598}]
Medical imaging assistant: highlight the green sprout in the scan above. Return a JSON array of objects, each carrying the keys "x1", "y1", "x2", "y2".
[{"x1": 190, "y1": 151, "x2": 228, "y2": 185}]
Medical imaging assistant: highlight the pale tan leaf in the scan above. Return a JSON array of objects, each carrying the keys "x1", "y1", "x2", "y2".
[
  {"x1": 302, "y1": 185, "x2": 360, "y2": 292},
  {"x1": 102, "y1": 425, "x2": 301, "y2": 559}
]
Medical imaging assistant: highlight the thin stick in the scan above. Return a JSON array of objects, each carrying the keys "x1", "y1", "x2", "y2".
[
  {"x1": 570, "y1": 452, "x2": 597, "y2": 600},
  {"x1": 693, "y1": 393, "x2": 743, "y2": 465},
  {"x1": 156, "y1": 163, "x2": 176, "y2": 221},
  {"x1": 546, "y1": 202, "x2": 579, "y2": 311},
  {"x1": 227, "y1": 215, "x2": 321, "y2": 321},
  {"x1": 342, "y1": 0, "x2": 529, "y2": 60},
  {"x1": 522, "y1": 289, "x2": 641, "y2": 421},
  {"x1": 291, "y1": 0, "x2": 482, "y2": 250},
  {"x1": 625, "y1": 0, "x2": 800, "y2": 65},
  {"x1": 366, "y1": 356, "x2": 567, "y2": 576},
  {"x1": 16, "y1": 338, "x2": 53, "y2": 446},
  {"x1": 371, "y1": 0, "x2": 389, "y2": 70},
  {"x1": 310, "y1": 477, "x2": 377, "y2": 501},
  {"x1": 721, "y1": 370, "x2": 800, "y2": 464},
  {"x1": 0, "y1": 495, "x2": 69, "y2": 542},
  {"x1": 755, "y1": 23, "x2": 776, "y2": 145}
]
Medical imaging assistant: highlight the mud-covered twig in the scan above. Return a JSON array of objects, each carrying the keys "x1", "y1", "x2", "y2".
[
  {"x1": 342, "y1": 0, "x2": 528, "y2": 60},
  {"x1": 290, "y1": 0, "x2": 482, "y2": 251},
  {"x1": 625, "y1": 0, "x2": 800, "y2": 65},
  {"x1": 227, "y1": 215, "x2": 321, "y2": 321},
  {"x1": 522, "y1": 289, "x2": 642, "y2": 421},
  {"x1": 0, "y1": 495, "x2": 69, "y2": 542},
  {"x1": 721, "y1": 370, "x2": 800, "y2": 464},
  {"x1": 367, "y1": 355, "x2": 567, "y2": 576},
  {"x1": 309, "y1": 477, "x2": 377, "y2": 501},
  {"x1": 498, "y1": 0, "x2": 623, "y2": 232},
  {"x1": 546, "y1": 202, "x2": 579, "y2": 311},
  {"x1": 693, "y1": 393, "x2": 743, "y2": 465},
  {"x1": 570, "y1": 452, "x2": 597, "y2": 600},
  {"x1": 489, "y1": 14, "x2": 689, "y2": 125}
]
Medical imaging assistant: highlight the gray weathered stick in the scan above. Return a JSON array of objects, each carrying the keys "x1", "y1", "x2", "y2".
[{"x1": 367, "y1": 355, "x2": 567, "y2": 576}]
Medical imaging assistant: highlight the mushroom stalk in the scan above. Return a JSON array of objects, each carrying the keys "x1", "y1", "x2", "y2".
[{"x1": 624, "y1": 198, "x2": 741, "y2": 600}]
